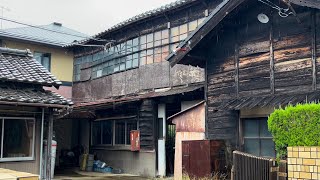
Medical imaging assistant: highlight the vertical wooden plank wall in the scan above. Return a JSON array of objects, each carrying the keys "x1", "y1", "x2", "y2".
[
  {"x1": 273, "y1": 12, "x2": 313, "y2": 94},
  {"x1": 206, "y1": 6, "x2": 319, "y2": 162}
]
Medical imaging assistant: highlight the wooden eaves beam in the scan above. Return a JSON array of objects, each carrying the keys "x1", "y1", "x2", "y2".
[
  {"x1": 287, "y1": 0, "x2": 320, "y2": 9},
  {"x1": 168, "y1": 0, "x2": 245, "y2": 67}
]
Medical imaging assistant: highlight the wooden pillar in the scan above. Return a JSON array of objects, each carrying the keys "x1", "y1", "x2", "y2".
[
  {"x1": 269, "y1": 13, "x2": 275, "y2": 94},
  {"x1": 46, "y1": 109, "x2": 53, "y2": 180},
  {"x1": 234, "y1": 30, "x2": 239, "y2": 97},
  {"x1": 311, "y1": 10, "x2": 317, "y2": 90}
]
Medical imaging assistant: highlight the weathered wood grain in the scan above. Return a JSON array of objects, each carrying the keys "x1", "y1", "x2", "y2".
[
  {"x1": 275, "y1": 75, "x2": 313, "y2": 87},
  {"x1": 239, "y1": 52, "x2": 270, "y2": 69},
  {"x1": 208, "y1": 70, "x2": 235, "y2": 84},
  {"x1": 274, "y1": 34, "x2": 311, "y2": 50},
  {"x1": 239, "y1": 64, "x2": 270, "y2": 80},
  {"x1": 274, "y1": 58, "x2": 312, "y2": 73},
  {"x1": 239, "y1": 77, "x2": 271, "y2": 92},
  {"x1": 274, "y1": 47, "x2": 312, "y2": 63}
]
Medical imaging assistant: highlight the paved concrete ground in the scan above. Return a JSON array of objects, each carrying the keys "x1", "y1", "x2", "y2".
[
  {"x1": 54, "y1": 168, "x2": 173, "y2": 180},
  {"x1": 54, "y1": 168, "x2": 174, "y2": 180}
]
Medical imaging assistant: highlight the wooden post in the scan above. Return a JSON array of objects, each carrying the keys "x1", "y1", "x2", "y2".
[
  {"x1": 269, "y1": 13, "x2": 275, "y2": 94},
  {"x1": 234, "y1": 29, "x2": 239, "y2": 97},
  {"x1": 311, "y1": 10, "x2": 317, "y2": 90},
  {"x1": 46, "y1": 109, "x2": 53, "y2": 180}
]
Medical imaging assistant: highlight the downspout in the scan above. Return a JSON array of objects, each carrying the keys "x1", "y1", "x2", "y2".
[{"x1": 39, "y1": 108, "x2": 45, "y2": 179}]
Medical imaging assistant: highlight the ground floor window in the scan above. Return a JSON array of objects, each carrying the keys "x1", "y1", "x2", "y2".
[
  {"x1": 0, "y1": 117, "x2": 35, "y2": 161},
  {"x1": 242, "y1": 117, "x2": 275, "y2": 157},
  {"x1": 92, "y1": 119, "x2": 138, "y2": 146}
]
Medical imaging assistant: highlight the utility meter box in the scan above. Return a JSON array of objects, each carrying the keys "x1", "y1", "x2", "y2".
[{"x1": 130, "y1": 130, "x2": 140, "y2": 151}]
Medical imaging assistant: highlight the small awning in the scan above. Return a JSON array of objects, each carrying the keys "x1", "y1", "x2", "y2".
[{"x1": 215, "y1": 91, "x2": 320, "y2": 110}]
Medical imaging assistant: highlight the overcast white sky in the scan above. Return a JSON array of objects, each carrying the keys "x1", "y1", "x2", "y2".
[{"x1": 0, "y1": 0, "x2": 176, "y2": 35}]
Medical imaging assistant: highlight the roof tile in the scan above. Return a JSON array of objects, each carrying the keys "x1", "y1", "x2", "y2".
[
  {"x1": 0, "y1": 47, "x2": 62, "y2": 87},
  {"x1": 0, "y1": 83, "x2": 73, "y2": 105}
]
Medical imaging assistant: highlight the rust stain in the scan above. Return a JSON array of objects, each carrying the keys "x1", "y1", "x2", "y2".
[{"x1": 172, "y1": 102, "x2": 205, "y2": 132}]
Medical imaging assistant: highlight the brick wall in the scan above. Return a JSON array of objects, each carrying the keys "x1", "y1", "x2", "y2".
[{"x1": 287, "y1": 147, "x2": 320, "y2": 180}]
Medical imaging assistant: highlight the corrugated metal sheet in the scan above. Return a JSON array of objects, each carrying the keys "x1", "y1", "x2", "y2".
[
  {"x1": 182, "y1": 140, "x2": 227, "y2": 179},
  {"x1": 170, "y1": 101, "x2": 205, "y2": 132}
]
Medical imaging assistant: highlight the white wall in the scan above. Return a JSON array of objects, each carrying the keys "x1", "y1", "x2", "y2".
[{"x1": 157, "y1": 104, "x2": 166, "y2": 177}]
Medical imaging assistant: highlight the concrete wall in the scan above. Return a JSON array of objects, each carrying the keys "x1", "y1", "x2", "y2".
[
  {"x1": 93, "y1": 149, "x2": 156, "y2": 177},
  {"x1": 287, "y1": 146, "x2": 320, "y2": 180},
  {"x1": 73, "y1": 61, "x2": 204, "y2": 102}
]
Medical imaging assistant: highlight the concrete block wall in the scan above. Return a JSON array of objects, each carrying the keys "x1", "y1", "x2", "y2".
[{"x1": 287, "y1": 147, "x2": 320, "y2": 180}]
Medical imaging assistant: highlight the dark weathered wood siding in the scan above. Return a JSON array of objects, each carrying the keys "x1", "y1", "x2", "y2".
[
  {"x1": 139, "y1": 99, "x2": 156, "y2": 150},
  {"x1": 206, "y1": 4, "x2": 319, "y2": 149}
]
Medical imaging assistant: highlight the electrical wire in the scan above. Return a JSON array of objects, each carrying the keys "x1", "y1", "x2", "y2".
[
  {"x1": 258, "y1": 0, "x2": 293, "y2": 17},
  {"x1": 0, "y1": 16, "x2": 108, "y2": 42}
]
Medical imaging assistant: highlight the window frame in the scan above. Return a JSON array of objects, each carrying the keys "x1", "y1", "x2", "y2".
[
  {"x1": 34, "y1": 51, "x2": 51, "y2": 72},
  {"x1": 91, "y1": 119, "x2": 138, "y2": 148},
  {"x1": 0, "y1": 117, "x2": 36, "y2": 162},
  {"x1": 240, "y1": 117, "x2": 275, "y2": 157},
  {"x1": 73, "y1": 16, "x2": 206, "y2": 81}
]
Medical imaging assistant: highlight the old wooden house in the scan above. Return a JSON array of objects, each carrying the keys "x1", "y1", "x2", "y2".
[
  {"x1": 60, "y1": 0, "x2": 236, "y2": 177},
  {"x1": 167, "y1": 0, "x2": 320, "y2": 167},
  {"x1": 0, "y1": 47, "x2": 72, "y2": 178}
]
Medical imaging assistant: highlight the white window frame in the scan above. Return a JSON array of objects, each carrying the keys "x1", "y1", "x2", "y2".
[{"x1": 0, "y1": 117, "x2": 36, "y2": 162}]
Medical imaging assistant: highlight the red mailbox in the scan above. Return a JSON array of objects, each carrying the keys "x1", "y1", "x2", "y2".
[{"x1": 130, "y1": 130, "x2": 140, "y2": 151}]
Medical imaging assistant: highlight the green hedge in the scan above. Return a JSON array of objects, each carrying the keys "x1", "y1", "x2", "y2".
[{"x1": 268, "y1": 103, "x2": 320, "y2": 159}]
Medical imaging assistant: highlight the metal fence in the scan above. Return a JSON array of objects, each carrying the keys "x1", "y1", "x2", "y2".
[{"x1": 232, "y1": 151, "x2": 279, "y2": 180}]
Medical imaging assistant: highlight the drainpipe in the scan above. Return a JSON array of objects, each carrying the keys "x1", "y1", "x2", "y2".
[{"x1": 39, "y1": 108, "x2": 45, "y2": 179}]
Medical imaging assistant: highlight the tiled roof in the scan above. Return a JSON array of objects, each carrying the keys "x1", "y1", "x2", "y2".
[
  {"x1": 0, "y1": 47, "x2": 62, "y2": 87},
  {"x1": 65, "y1": 0, "x2": 196, "y2": 47},
  {"x1": 0, "y1": 83, "x2": 73, "y2": 106},
  {"x1": 0, "y1": 23, "x2": 88, "y2": 47}
]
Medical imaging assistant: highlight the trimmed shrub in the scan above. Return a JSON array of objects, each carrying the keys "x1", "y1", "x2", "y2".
[{"x1": 268, "y1": 103, "x2": 320, "y2": 159}]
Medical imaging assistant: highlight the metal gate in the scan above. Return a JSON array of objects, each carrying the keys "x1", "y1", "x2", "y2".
[
  {"x1": 166, "y1": 124, "x2": 175, "y2": 175},
  {"x1": 233, "y1": 151, "x2": 278, "y2": 180}
]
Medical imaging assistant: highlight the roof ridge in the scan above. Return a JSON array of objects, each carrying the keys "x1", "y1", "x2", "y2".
[
  {"x1": 65, "y1": 0, "x2": 196, "y2": 47},
  {"x1": 0, "y1": 47, "x2": 32, "y2": 57}
]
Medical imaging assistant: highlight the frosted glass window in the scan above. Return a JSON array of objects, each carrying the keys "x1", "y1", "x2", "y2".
[{"x1": 242, "y1": 118, "x2": 275, "y2": 157}]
